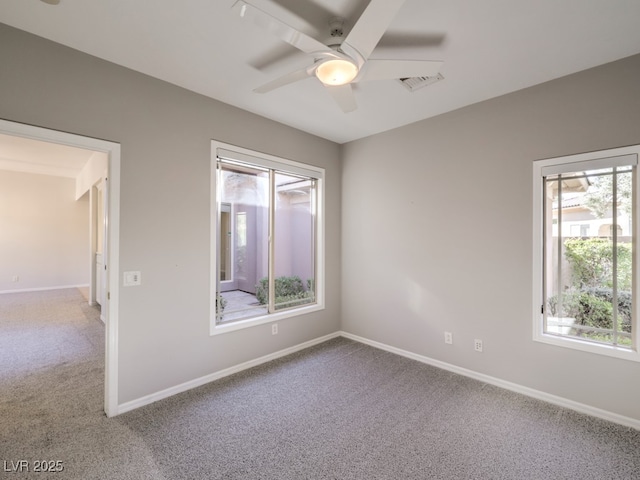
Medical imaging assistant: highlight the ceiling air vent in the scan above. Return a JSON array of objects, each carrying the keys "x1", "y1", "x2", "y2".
[{"x1": 398, "y1": 73, "x2": 444, "y2": 92}]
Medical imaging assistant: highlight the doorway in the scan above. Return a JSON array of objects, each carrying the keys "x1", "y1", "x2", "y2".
[{"x1": 0, "y1": 119, "x2": 120, "y2": 417}]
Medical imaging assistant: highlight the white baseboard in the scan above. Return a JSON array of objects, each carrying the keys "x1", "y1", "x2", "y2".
[
  {"x1": 0, "y1": 284, "x2": 90, "y2": 294},
  {"x1": 117, "y1": 331, "x2": 342, "y2": 415},
  {"x1": 340, "y1": 331, "x2": 640, "y2": 431}
]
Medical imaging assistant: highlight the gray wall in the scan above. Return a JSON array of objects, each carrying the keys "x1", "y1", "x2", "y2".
[
  {"x1": 341, "y1": 54, "x2": 640, "y2": 421},
  {"x1": 0, "y1": 24, "x2": 341, "y2": 404},
  {"x1": 0, "y1": 170, "x2": 89, "y2": 291}
]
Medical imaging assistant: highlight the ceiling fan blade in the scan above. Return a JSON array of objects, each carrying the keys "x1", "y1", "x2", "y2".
[
  {"x1": 376, "y1": 32, "x2": 447, "y2": 50},
  {"x1": 232, "y1": 1, "x2": 330, "y2": 55},
  {"x1": 324, "y1": 84, "x2": 357, "y2": 113},
  {"x1": 359, "y1": 59, "x2": 443, "y2": 82},
  {"x1": 248, "y1": 44, "x2": 300, "y2": 72},
  {"x1": 254, "y1": 66, "x2": 312, "y2": 93},
  {"x1": 342, "y1": 0, "x2": 407, "y2": 60}
]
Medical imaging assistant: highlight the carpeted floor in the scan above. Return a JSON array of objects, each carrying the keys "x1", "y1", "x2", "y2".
[
  {"x1": 1, "y1": 289, "x2": 639, "y2": 479},
  {"x1": 0, "y1": 289, "x2": 163, "y2": 479}
]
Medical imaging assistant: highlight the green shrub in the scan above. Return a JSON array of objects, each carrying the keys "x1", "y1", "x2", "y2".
[
  {"x1": 274, "y1": 291, "x2": 315, "y2": 309},
  {"x1": 547, "y1": 289, "x2": 578, "y2": 318},
  {"x1": 548, "y1": 238, "x2": 633, "y2": 341},
  {"x1": 574, "y1": 292, "x2": 613, "y2": 329},
  {"x1": 255, "y1": 275, "x2": 314, "y2": 310},
  {"x1": 216, "y1": 294, "x2": 227, "y2": 315},
  {"x1": 548, "y1": 287, "x2": 631, "y2": 333},
  {"x1": 584, "y1": 287, "x2": 632, "y2": 332},
  {"x1": 564, "y1": 238, "x2": 632, "y2": 290}
]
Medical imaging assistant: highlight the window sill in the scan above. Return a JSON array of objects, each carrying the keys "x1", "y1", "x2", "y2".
[
  {"x1": 534, "y1": 332, "x2": 640, "y2": 362},
  {"x1": 210, "y1": 303, "x2": 324, "y2": 336}
]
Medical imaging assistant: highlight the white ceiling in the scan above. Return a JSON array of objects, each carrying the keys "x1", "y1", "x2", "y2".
[
  {"x1": 0, "y1": 133, "x2": 95, "y2": 178},
  {"x1": 1, "y1": 0, "x2": 640, "y2": 144}
]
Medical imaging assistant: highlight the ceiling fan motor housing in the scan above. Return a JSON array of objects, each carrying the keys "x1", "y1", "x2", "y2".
[{"x1": 329, "y1": 17, "x2": 345, "y2": 38}]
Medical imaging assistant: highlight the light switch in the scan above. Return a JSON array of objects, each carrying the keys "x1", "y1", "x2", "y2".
[{"x1": 123, "y1": 271, "x2": 141, "y2": 286}]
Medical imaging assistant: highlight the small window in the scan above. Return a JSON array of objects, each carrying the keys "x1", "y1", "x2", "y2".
[
  {"x1": 211, "y1": 141, "x2": 324, "y2": 334},
  {"x1": 533, "y1": 145, "x2": 640, "y2": 361}
]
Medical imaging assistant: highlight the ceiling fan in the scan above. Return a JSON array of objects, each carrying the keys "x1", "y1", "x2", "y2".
[{"x1": 232, "y1": 0, "x2": 443, "y2": 113}]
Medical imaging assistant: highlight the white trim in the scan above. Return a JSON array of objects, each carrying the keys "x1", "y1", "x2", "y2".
[
  {"x1": 536, "y1": 145, "x2": 640, "y2": 170},
  {"x1": 209, "y1": 140, "x2": 326, "y2": 335},
  {"x1": 0, "y1": 119, "x2": 121, "y2": 418},
  {"x1": 533, "y1": 331, "x2": 639, "y2": 362},
  {"x1": 211, "y1": 303, "x2": 325, "y2": 335},
  {"x1": 105, "y1": 146, "x2": 121, "y2": 418},
  {"x1": 532, "y1": 144, "x2": 640, "y2": 362},
  {"x1": 117, "y1": 331, "x2": 341, "y2": 414},
  {"x1": 213, "y1": 143, "x2": 325, "y2": 180},
  {"x1": 0, "y1": 284, "x2": 89, "y2": 294},
  {"x1": 340, "y1": 332, "x2": 640, "y2": 431},
  {"x1": 540, "y1": 153, "x2": 637, "y2": 176},
  {"x1": 217, "y1": 148, "x2": 322, "y2": 179},
  {"x1": 210, "y1": 149, "x2": 218, "y2": 332}
]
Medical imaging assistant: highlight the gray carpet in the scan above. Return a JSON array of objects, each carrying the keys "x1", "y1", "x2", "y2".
[
  {"x1": 0, "y1": 289, "x2": 163, "y2": 479},
  {"x1": 1, "y1": 289, "x2": 639, "y2": 479}
]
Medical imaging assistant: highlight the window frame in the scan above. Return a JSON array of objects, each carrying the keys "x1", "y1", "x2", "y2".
[
  {"x1": 210, "y1": 140, "x2": 325, "y2": 335},
  {"x1": 532, "y1": 144, "x2": 640, "y2": 362}
]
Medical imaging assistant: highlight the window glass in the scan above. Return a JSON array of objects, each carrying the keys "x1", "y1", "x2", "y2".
[
  {"x1": 534, "y1": 147, "x2": 639, "y2": 359},
  {"x1": 273, "y1": 172, "x2": 316, "y2": 311},
  {"x1": 544, "y1": 167, "x2": 633, "y2": 346},
  {"x1": 212, "y1": 146, "x2": 322, "y2": 330},
  {"x1": 216, "y1": 163, "x2": 269, "y2": 323}
]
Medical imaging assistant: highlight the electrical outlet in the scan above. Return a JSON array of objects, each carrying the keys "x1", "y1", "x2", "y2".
[
  {"x1": 444, "y1": 332, "x2": 453, "y2": 344},
  {"x1": 11, "y1": 275, "x2": 19, "y2": 282},
  {"x1": 272, "y1": 323, "x2": 278, "y2": 335},
  {"x1": 474, "y1": 339, "x2": 483, "y2": 352},
  {"x1": 123, "y1": 271, "x2": 141, "y2": 286}
]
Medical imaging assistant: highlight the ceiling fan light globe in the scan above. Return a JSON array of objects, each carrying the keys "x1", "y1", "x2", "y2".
[{"x1": 316, "y1": 59, "x2": 359, "y2": 86}]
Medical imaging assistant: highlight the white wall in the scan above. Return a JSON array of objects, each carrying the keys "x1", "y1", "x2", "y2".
[
  {"x1": 0, "y1": 170, "x2": 89, "y2": 291},
  {"x1": 341, "y1": 54, "x2": 640, "y2": 422},
  {"x1": 0, "y1": 23, "x2": 341, "y2": 406},
  {"x1": 76, "y1": 151, "x2": 108, "y2": 200}
]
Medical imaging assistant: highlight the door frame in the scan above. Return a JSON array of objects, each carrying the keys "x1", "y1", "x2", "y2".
[
  {"x1": 0, "y1": 119, "x2": 121, "y2": 417},
  {"x1": 90, "y1": 178, "x2": 107, "y2": 316}
]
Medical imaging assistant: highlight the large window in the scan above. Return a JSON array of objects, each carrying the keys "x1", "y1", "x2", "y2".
[
  {"x1": 533, "y1": 145, "x2": 640, "y2": 361},
  {"x1": 211, "y1": 141, "x2": 324, "y2": 334}
]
